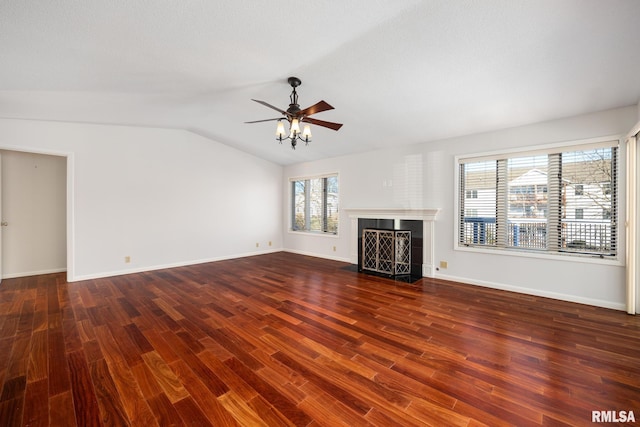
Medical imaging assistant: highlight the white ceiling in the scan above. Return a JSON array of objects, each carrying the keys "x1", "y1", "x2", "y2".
[{"x1": 1, "y1": 0, "x2": 639, "y2": 165}]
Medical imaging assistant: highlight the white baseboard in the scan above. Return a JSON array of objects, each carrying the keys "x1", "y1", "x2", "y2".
[
  {"x1": 435, "y1": 272, "x2": 626, "y2": 311},
  {"x1": 70, "y1": 249, "x2": 282, "y2": 282},
  {"x1": 3, "y1": 268, "x2": 67, "y2": 279},
  {"x1": 282, "y1": 249, "x2": 351, "y2": 263}
]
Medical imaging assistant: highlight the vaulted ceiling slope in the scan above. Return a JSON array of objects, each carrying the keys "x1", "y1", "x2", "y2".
[{"x1": 1, "y1": 0, "x2": 639, "y2": 165}]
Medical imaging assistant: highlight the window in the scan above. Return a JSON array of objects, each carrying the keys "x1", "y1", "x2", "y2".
[
  {"x1": 465, "y1": 189, "x2": 478, "y2": 199},
  {"x1": 458, "y1": 140, "x2": 618, "y2": 258},
  {"x1": 291, "y1": 174, "x2": 338, "y2": 234}
]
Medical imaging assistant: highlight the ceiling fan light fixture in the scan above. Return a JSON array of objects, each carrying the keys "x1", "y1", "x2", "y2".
[{"x1": 247, "y1": 76, "x2": 342, "y2": 150}]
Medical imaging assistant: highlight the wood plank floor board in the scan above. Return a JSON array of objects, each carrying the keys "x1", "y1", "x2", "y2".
[
  {"x1": 67, "y1": 349, "x2": 102, "y2": 427},
  {"x1": 159, "y1": 330, "x2": 230, "y2": 397},
  {"x1": 197, "y1": 351, "x2": 260, "y2": 402},
  {"x1": 1, "y1": 252, "x2": 639, "y2": 426},
  {"x1": 130, "y1": 357, "x2": 165, "y2": 400},
  {"x1": 204, "y1": 327, "x2": 263, "y2": 370},
  {"x1": 104, "y1": 360, "x2": 158, "y2": 427},
  {"x1": 0, "y1": 315, "x2": 18, "y2": 339},
  {"x1": 296, "y1": 392, "x2": 366, "y2": 427},
  {"x1": 141, "y1": 350, "x2": 189, "y2": 403},
  {"x1": 146, "y1": 392, "x2": 186, "y2": 427},
  {"x1": 122, "y1": 322, "x2": 154, "y2": 354},
  {"x1": 272, "y1": 350, "x2": 372, "y2": 416},
  {"x1": 48, "y1": 390, "x2": 76, "y2": 426},
  {"x1": 260, "y1": 327, "x2": 322, "y2": 362},
  {"x1": 173, "y1": 395, "x2": 214, "y2": 427},
  {"x1": 89, "y1": 358, "x2": 133, "y2": 426},
  {"x1": 223, "y1": 356, "x2": 312, "y2": 426},
  {"x1": 169, "y1": 358, "x2": 242, "y2": 426},
  {"x1": 246, "y1": 393, "x2": 300, "y2": 427},
  {"x1": 359, "y1": 356, "x2": 457, "y2": 410},
  {"x1": 249, "y1": 351, "x2": 309, "y2": 393},
  {"x1": 22, "y1": 378, "x2": 49, "y2": 427}
]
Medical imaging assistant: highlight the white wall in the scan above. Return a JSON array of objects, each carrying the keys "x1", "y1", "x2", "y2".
[
  {"x1": 0, "y1": 118, "x2": 283, "y2": 281},
  {"x1": 283, "y1": 105, "x2": 638, "y2": 310},
  {"x1": 1, "y1": 150, "x2": 66, "y2": 278}
]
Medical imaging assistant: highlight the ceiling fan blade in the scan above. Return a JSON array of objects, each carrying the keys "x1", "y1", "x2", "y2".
[
  {"x1": 298, "y1": 100, "x2": 334, "y2": 117},
  {"x1": 303, "y1": 117, "x2": 343, "y2": 131},
  {"x1": 251, "y1": 99, "x2": 287, "y2": 115},
  {"x1": 245, "y1": 118, "x2": 282, "y2": 124}
]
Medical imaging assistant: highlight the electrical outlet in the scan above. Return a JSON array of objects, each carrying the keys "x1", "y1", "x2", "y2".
[
  {"x1": 439, "y1": 261, "x2": 448, "y2": 269},
  {"x1": 256, "y1": 242, "x2": 259, "y2": 247},
  {"x1": 269, "y1": 241, "x2": 272, "y2": 246},
  {"x1": 125, "y1": 256, "x2": 131, "y2": 264},
  {"x1": 333, "y1": 246, "x2": 337, "y2": 252}
]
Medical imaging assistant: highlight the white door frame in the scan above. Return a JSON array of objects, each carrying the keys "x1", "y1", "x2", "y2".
[
  {"x1": 0, "y1": 152, "x2": 3, "y2": 283},
  {"x1": 0, "y1": 146, "x2": 74, "y2": 282},
  {"x1": 626, "y1": 122, "x2": 640, "y2": 314}
]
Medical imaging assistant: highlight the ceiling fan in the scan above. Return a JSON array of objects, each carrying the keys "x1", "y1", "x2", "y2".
[{"x1": 245, "y1": 77, "x2": 343, "y2": 149}]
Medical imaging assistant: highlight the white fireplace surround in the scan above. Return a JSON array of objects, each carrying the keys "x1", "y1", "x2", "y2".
[{"x1": 344, "y1": 208, "x2": 440, "y2": 277}]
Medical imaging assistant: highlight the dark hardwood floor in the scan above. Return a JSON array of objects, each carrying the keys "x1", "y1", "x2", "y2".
[{"x1": 1, "y1": 252, "x2": 639, "y2": 426}]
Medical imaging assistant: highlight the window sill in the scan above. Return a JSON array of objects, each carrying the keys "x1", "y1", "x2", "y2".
[
  {"x1": 455, "y1": 244, "x2": 623, "y2": 266},
  {"x1": 288, "y1": 230, "x2": 339, "y2": 238}
]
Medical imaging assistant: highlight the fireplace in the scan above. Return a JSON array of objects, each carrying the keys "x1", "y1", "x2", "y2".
[{"x1": 344, "y1": 208, "x2": 440, "y2": 277}]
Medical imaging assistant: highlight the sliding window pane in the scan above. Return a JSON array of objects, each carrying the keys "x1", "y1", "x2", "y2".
[
  {"x1": 507, "y1": 155, "x2": 548, "y2": 249},
  {"x1": 561, "y1": 148, "x2": 616, "y2": 254},
  {"x1": 308, "y1": 178, "x2": 323, "y2": 232},
  {"x1": 325, "y1": 176, "x2": 339, "y2": 233},
  {"x1": 459, "y1": 161, "x2": 497, "y2": 246},
  {"x1": 292, "y1": 180, "x2": 306, "y2": 230}
]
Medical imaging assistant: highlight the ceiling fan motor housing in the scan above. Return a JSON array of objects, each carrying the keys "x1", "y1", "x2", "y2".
[
  {"x1": 287, "y1": 76, "x2": 302, "y2": 88},
  {"x1": 287, "y1": 105, "x2": 301, "y2": 115}
]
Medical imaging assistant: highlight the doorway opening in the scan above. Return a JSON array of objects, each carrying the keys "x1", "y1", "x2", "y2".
[{"x1": 0, "y1": 150, "x2": 69, "y2": 281}]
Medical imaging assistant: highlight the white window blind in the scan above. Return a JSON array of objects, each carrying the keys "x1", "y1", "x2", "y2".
[{"x1": 458, "y1": 141, "x2": 618, "y2": 258}]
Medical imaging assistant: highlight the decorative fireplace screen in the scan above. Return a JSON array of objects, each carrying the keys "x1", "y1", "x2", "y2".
[{"x1": 362, "y1": 229, "x2": 411, "y2": 276}]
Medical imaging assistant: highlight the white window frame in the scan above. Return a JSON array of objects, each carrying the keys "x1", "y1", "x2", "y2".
[
  {"x1": 454, "y1": 136, "x2": 623, "y2": 265},
  {"x1": 289, "y1": 173, "x2": 339, "y2": 235}
]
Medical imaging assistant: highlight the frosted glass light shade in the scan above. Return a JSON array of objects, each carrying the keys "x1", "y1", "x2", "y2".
[
  {"x1": 302, "y1": 125, "x2": 312, "y2": 139},
  {"x1": 290, "y1": 118, "x2": 300, "y2": 134}
]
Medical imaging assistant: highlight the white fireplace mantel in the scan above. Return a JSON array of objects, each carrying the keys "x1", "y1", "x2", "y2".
[
  {"x1": 344, "y1": 208, "x2": 440, "y2": 278},
  {"x1": 344, "y1": 208, "x2": 439, "y2": 221}
]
